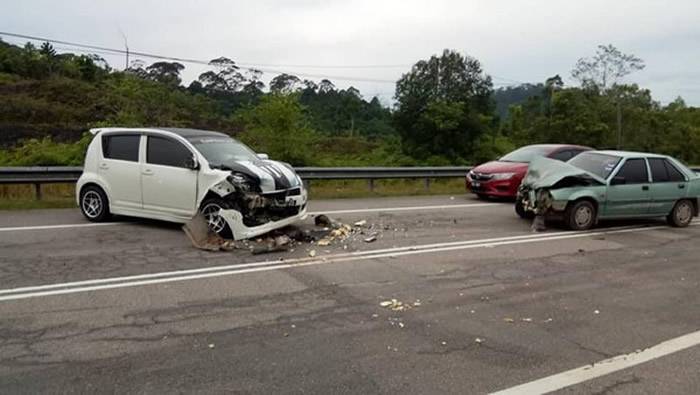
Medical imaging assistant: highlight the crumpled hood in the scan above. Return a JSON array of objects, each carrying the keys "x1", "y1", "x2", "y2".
[
  {"x1": 522, "y1": 157, "x2": 606, "y2": 189},
  {"x1": 219, "y1": 159, "x2": 301, "y2": 193}
]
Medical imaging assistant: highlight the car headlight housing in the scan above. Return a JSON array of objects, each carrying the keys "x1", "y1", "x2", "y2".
[
  {"x1": 228, "y1": 173, "x2": 253, "y2": 192},
  {"x1": 491, "y1": 172, "x2": 516, "y2": 180}
]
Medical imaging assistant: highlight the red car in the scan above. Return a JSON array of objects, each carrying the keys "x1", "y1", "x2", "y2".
[{"x1": 466, "y1": 144, "x2": 592, "y2": 199}]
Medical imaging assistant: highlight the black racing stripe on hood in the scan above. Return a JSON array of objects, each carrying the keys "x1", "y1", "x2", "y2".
[
  {"x1": 258, "y1": 161, "x2": 293, "y2": 190},
  {"x1": 217, "y1": 161, "x2": 261, "y2": 184}
]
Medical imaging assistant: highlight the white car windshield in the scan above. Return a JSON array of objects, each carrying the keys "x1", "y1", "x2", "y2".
[{"x1": 189, "y1": 137, "x2": 259, "y2": 166}]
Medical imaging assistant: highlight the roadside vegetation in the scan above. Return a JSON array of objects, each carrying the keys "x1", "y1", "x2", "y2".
[{"x1": 1, "y1": 39, "x2": 699, "y2": 207}]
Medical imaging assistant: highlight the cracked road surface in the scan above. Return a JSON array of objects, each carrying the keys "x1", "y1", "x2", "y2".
[{"x1": 1, "y1": 195, "x2": 699, "y2": 394}]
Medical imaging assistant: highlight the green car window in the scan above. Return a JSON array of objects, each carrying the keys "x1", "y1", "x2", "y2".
[
  {"x1": 649, "y1": 158, "x2": 670, "y2": 182},
  {"x1": 664, "y1": 160, "x2": 686, "y2": 182},
  {"x1": 615, "y1": 158, "x2": 648, "y2": 184}
]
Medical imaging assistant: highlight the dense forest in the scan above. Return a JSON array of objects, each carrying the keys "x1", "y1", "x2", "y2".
[{"x1": 1, "y1": 39, "x2": 699, "y2": 167}]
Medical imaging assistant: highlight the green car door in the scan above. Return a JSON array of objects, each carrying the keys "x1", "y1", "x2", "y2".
[
  {"x1": 647, "y1": 157, "x2": 689, "y2": 215},
  {"x1": 603, "y1": 158, "x2": 652, "y2": 217}
]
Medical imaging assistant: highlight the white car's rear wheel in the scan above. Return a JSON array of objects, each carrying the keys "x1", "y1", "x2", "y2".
[{"x1": 80, "y1": 186, "x2": 111, "y2": 222}]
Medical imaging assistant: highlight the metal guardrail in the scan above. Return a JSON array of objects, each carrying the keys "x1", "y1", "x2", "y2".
[
  {"x1": 0, "y1": 166, "x2": 473, "y2": 199},
  {"x1": 2, "y1": 165, "x2": 699, "y2": 199}
]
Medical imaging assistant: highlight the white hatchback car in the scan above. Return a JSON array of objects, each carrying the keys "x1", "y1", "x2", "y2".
[{"x1": 77, "y1": 127, "x2": 308, "y2": 239}]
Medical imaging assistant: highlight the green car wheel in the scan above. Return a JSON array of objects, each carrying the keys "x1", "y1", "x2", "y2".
[
  {"x1": 667, "y1": 200, "x2": 694, "y2": 228},
  {"x1": 565, "y1": 200, "x2": 596, "y2": 231}
]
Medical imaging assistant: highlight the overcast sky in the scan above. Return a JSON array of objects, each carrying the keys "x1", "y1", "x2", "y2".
[{"x1": 2, "y1": 0, "x2": 699, "y2": 105}]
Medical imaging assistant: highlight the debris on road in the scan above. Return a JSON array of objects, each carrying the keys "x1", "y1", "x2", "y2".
[
  {"x1": 521, "y1": 317, "x2": 533, "y2": 323},
  {"x1": 208, "y1": 343, "x2": 215, "y2": 349},
  {"x1": 187, "y1": 211, "x2": 384, "y2": 256},
  {"x1": 594, "y1": 309, "x2": 600, "y2": 315},
  {"x1": 183, "y1": 213, "x2": 238, "y2": 252},
  {"x1": 378, "y1": 298, "x2": 416, "y2": 312},
  {"x1": 503, "y1": 317, "x2": 515, "y2": 323},
  {"x1": 250, "y1": 235, "x2": 292, "y2": 255},
  {"x1": 531, "y1": 215, "x2": 547, "y2": 232},
  {"x1": 475, "y1": 338, "x2": 483, "y2": 344},
  {"x1": 314, "y1": 214, "x2": 343, "y2": 229}
]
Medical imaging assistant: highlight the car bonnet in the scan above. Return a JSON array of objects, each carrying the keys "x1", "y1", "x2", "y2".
[{"x1": 522, "y1": 157, "x2": 606, "y2": 189}]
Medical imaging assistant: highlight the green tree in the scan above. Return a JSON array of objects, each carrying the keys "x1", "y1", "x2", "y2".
[
  {"x1": 146, "y1": 61, "x2": 185, "y2": 86},
  {"x1": 234, "y1": 94, "x2": 317, "y2": 165},
  {"x1": 572, "y1": 44, "x2": 645, "y2": 148},
  {"x1": 270, "y1": 73, "x2": 302, "y2": 94},
  {"x1": 394, "y1": 49, "x2": 494, "y2": 161}
]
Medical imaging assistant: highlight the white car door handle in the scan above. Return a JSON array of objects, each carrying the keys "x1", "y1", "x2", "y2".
[
  {"x1": 142, "y1": 169, "x2": 154, "y2": 176},
  {"x1": 99, "y1": 163, "x2": 109, "y2": 170}
]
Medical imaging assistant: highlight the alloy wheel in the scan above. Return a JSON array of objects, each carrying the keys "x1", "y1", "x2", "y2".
[
  {"x1": 82, "y1": 191, "x2": 102, "y2": 219},
  {"x1": 202, "y1": 203, "x2": 226, "y2": 234}
]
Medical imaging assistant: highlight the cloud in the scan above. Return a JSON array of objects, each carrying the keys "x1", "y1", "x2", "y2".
[{"x1": 2, "y1": 0, "x2": 699, "y2": 104}]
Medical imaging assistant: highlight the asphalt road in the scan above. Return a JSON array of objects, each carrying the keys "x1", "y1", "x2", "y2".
[{"x1": 1, "y1": 194, "x2": 699, "y2": 394}]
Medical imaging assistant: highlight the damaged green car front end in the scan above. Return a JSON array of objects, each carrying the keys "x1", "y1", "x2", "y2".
[
  {"x1": 516, "y1": 152, "x2": 700, "y2": 230},
  {"x1": 517, "y1": 156, "x2": 607, "y2": 216}
]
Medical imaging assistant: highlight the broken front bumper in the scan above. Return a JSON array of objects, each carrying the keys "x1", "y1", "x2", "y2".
[
  {"x1": 519, "y1": 188, "x2": 567, "y2": 216},
  {"x1": 219, "y1": 191, "x2": 308, "y2": 240}
]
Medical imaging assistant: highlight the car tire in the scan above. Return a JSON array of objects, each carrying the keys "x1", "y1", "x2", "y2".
[
  {"x1": 79, "y1": 185, "x2": 111, "y2": 222},
  {"x1": 515, "y1": 199, "x2": 534, "y2": 219},
  {"x1": 200, "y1": 198, "x2": 234, "y2": 239},
  {"x1": 667, "y1": 200, "x2": 694, "y2": 228},
  {"x1": 565, "y1": 200, "x2": 596, "y2": 231}
]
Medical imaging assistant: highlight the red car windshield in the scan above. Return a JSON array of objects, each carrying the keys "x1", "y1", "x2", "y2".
[{"x1": 499, "y1": 146, "x2": 553, "y2": 163}]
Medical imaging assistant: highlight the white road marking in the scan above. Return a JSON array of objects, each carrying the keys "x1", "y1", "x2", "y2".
[
  {"x1": 0, "y1": 202, "x2": 499, "y2": 233},
  {"x1": 308, "y1": 202, "x2": 497, "y2": 215},
  {"x1": 0, "y1": 222, "x2": 121, "y2": 233},
  {"x1": 491, "y1": 329, "x2": 700, "y2": 394},
  {"x1": 1, "y1": 222, "x2": 696, "y2": 302},
  {"x1": 0, "y1": 226, "x2": 615, "y2": 295}
]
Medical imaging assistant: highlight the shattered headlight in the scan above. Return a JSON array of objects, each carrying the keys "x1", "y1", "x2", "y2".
[
  {"x1": 491, "y1": 172, "x2": 516, "y2": 180},
  {"x1": 228, "y1": 173, "x2": 253, "y2": 192}
]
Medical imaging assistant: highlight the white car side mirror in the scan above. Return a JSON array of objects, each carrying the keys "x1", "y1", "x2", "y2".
[{"x1": 257, "y1": 153, "x2": 269, "y2": 160}]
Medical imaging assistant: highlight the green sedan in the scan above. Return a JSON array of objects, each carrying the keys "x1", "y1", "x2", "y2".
[{"x1": 516, "y1": 150, "x2": 700, "y2": 230}]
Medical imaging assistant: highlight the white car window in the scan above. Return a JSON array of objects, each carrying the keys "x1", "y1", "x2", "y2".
[
  {"x1": 147, "y1": 136, "x2": 193, "y2": 168},
  {"x1": 102, "y1": 134, "x2": 140, "y2": 162}
]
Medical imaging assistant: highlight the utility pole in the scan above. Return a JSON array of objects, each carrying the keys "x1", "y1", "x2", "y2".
[{"x1": 119, "y1": 29, "x2": 129, "y2": 70}]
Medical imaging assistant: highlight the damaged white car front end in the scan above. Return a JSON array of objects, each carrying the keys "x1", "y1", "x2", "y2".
[
  {"x1": 197, "y1": 159, "x2": 308, "y2": 240},
  {"x1": 205, "y1": 172, "x2": 308, "y2": 240}
]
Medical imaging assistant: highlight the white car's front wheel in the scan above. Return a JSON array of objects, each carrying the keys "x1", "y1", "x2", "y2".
[{"x1": 200, "y1": 198, "x2": 234, "y2": 238}]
